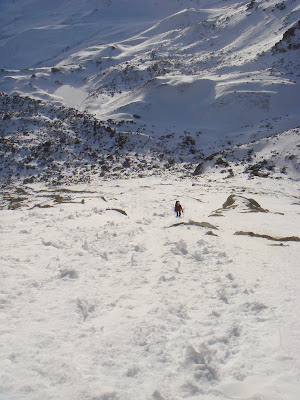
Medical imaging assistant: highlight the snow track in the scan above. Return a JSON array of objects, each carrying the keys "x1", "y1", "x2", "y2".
[{"x1": 1, "y1": 176, "x2": 299, "y2": 400}]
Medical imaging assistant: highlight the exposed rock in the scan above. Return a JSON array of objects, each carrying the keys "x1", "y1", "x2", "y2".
[
  {"x1": 244, "y1": 160, "x2": 270, "y2": 177},
  {"x1": 215, "y1": 157, "x2": 229, "y2": 167},
  {"x1": 234, "y1": 231, "x2": 300, "y2": 242},
  {"x1": 168, "y1": 220, "x2": 218, "y2": 230},
  {"x1": 222, "y1": 195, "x2": 268, "y2": 213},
  {"x1": 106, "y1": 208, "x2": 127, "y2": 216},
  {"x1": 246, "y1": 1, "x2": 256, "y2": 11},
  {"x1": 206, "y1": 230, "x2": 218, "y2": 237},
  {"x1": 193, "y1": 152, "x2": 219, "y2": 175},
  {"x1": 210, "y1": 195, "x2": 269, "y2": 217},
  {"x1": 272, "y1": 20, "x2": 300, "y2": 52}
]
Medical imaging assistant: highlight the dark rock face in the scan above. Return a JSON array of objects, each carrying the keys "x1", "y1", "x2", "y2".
[{"x1": 273, "y1": 20, "x2": 300, "y2": 52}]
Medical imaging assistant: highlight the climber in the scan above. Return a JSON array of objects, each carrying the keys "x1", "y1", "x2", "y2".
[{"x1": 175, "y1": 200, "x2": 183, "y2": 217}]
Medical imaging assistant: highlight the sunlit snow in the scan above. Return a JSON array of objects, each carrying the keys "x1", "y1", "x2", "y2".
[
  {"x1": 54, "y1": 85, "x2": 88, "y2": 108},
  {"x1": 0, "y1": 0, "x2": 299, "y2": 399}
]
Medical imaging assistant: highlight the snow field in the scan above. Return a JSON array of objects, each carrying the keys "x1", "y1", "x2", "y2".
[{"x1": 1, "y1": 176, "x2": 299, "y2": 400}]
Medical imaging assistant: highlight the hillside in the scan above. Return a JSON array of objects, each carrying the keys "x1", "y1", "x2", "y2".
[
  {"x1": 1, "y1": 1, "x2": 300, "y2": 184},
  {"x1": 0, "y1": 2, "x2": 300, "y2": 400}
]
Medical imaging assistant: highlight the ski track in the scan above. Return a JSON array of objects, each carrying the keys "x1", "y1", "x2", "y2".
[{"x1": 0, "y1": 177, "x2": 299, "y2": 400}]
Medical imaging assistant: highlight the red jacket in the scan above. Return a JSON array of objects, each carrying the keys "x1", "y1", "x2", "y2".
[{"x1": 175, "y1": 203, "x2": 183, "y2": 212}]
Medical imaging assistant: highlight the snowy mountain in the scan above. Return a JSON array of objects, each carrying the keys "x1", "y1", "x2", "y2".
[
  {"x1": 0, "y1": 1, "x2": 300, "y2": 400},
  {"x1": 1, "y1": 0, "x2": 300, "y2": 185}
]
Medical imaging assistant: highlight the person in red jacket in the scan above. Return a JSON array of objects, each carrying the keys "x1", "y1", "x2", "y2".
[{"x1": 175, "y1": 200, "x2": 183, "y2": 217}]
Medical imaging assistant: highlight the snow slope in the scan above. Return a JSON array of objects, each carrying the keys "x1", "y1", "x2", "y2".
[
  {"x1": 0, "y1": 175, "x2": 299, "y2": 400},
  {"x1": 0, "y1": 2, "x2": 300, "y2": 399},
  {"x1": 0, "y1": 0, "x2": 230, "y2": 69}
]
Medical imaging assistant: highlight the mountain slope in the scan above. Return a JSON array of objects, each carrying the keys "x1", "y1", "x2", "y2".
[
  {"x1": 0, "y1": 175, "x2": 299, "y2": 400},
  {"x1": 1, "y1": 0, "x2": 299, "y2": 165},
  {"x1": 0, "y1": 0, "x2": 299, "y2": 185},
  {"x1": 0, "y1": 2, "x2": 300, "y2": 400}
]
